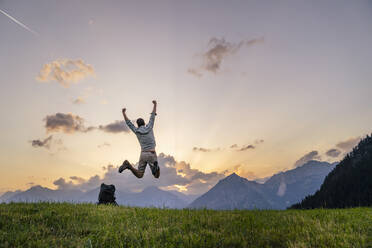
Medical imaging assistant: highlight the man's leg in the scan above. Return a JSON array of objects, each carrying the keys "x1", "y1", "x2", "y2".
[
  {"x1": 149, "y1": 152, "x2": 160, "y2": 178},
  {"x1": 126, "y1": 161, "x2": 144, "y2": 178},
  {"x1": 152, "y1": 161, "x2": 160, "y2": 178},
  {"x1": 119, "y1": 153, "x2": 146, "y2": 178}
]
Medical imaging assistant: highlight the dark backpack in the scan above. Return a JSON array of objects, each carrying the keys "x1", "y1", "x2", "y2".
[{"x1": 98, "y1": 183, "x2": 118, "y2": 205}]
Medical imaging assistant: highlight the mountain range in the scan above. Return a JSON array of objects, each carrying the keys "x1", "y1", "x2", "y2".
[
  {"x1": 1, "y1": 160, "x2": 336, "y2": 209},
  {"x1": 0, "y1": 185, "x2": 198, "y2": 209},
  {"x1": 189, "y1": 160, "x2": 336, "y2": 210}
]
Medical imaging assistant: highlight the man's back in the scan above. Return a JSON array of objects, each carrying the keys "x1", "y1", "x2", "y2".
[{"x1": 125, "y1": 112, "x2": 156, "y2": 151}]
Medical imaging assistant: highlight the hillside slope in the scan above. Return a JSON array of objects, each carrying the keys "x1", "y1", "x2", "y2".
[
  {"x1": 0, "y1": 203, "x2": 370, "y2": 247},
  {"x1": 264, "y1": 160, "x2": 336, "y2": 208},
  {"x1": 291, "y1": 134, "x2": 372, "y2": 209}
]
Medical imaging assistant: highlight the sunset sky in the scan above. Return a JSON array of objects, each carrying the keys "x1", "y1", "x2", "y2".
[{"x1": 1, "y1": 0, "x2": 371, "y2": 194}]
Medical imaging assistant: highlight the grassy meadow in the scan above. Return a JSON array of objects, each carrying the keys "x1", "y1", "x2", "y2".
[{"x1": 0, "y1": 203, "x2": 371, "y2": 248}]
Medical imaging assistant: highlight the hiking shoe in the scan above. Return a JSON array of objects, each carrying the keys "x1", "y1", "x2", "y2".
[
  {"x1": 151, "y1": 161, "x2": 160, "y2": 176},
  {"x1": 118, "y1": 160, "x2": 130, "y2": 173}
]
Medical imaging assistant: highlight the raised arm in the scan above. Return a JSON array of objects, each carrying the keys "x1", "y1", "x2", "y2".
[
  {"x1": 152, "y1": 100, "x2": 157, "y2": 114},
  {"x1": 122, "y1": 108, "x2": 136, "y2": 132},
  {"x1": 147, "y1": 100, "x2": 157, "y2": 129}
]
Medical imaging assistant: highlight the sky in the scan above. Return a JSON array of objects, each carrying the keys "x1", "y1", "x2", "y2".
[{"x1": 1, "y1": 0, "x2": 372, "y2": 195}]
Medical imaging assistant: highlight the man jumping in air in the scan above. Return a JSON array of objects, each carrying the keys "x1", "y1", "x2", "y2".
[{"x1": 118, "y1": 100, "x2": 160, "y2": 178}]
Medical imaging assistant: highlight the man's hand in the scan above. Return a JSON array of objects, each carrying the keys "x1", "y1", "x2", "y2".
[
  {"x1": 151, "y1": 100, "x2": 157, "y2": 114},
  {"x1": 122, "y1": 108, "x2": 129, "y2": 121}
]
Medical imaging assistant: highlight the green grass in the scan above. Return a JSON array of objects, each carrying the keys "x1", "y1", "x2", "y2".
[{"x1": 0, "y1": 203, "x2": 371, "y2": 248}]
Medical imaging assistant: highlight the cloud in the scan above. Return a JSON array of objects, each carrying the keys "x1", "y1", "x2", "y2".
[
  {"x1": 53, "y1": 153, "x2": 225, "y2": 195},
  {"x1": 159, "y1": 154, "x2": 225, "y2": 194},
  {"x1": 193, "y1": 147, "x2": 222, "y2": 153},
  {"x1": 72, "y1": 97, "x2": 85, "y2": 105},
  {"x1": 53, "y1": 178, "x2": 70, "y2": 189},
  {"x1": 189, "y1": 37, "x2": 264, "y2": 77},
  {"x1": 322, "y1": 136, "x2": 362, "y2": 159},
  {"x1": 30, "y1": 136, "x2": 66, "y2": 153},
  {"x1": 193, "y1": 147, "x2": 210, "y2": 152},
  {"x1": 325, "y1": 148, "x2": 342, "y2": 158},
  {"x1": 194, "y1": 142, "x2": 263, "y2": 153},
  {"x1": 43, "y1": 113, "x2": 131, "y2": 136},
  {"x1": 44, "y1": 113, "x2": 95, "y2": 134},
  {"x1": 336, "y1": 137, "x2": 361, "y2": 152},
  {"x1": 30, "y1": 135, "x2": 53, "y2": 149},
  {"x1": 99, "y1": 120, "x2": 129, "y2": 133},
  {"x1": 70, "y1": 176, "x2": 88, "y2": 184},
  {"x1": 294, "y1": 151, "x2": 321, "y2": 167},
  {"x1": 53, "y1": 176, "x2": 100, "y2": 191},
  {"x1": 238, "y1": 145, "x2": 255, "y2": 151},
  {"x1": 230, "y1": 141, "x2": 263, "y2": 151},
  {"x1": 37, "y1": 59, "x2": 95, "y2": 88}
]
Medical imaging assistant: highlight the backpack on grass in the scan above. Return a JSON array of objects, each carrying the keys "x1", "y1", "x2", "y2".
[{"x1": 98, "y1": 183, "x2": 118, "y2": 205}]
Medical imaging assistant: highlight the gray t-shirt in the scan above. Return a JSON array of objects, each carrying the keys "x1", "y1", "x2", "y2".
[{"x1": 126, "y1": 112, "x2": 156, "y2": 151}]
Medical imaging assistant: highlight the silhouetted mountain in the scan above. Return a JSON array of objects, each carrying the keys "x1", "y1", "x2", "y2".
[
  {"x1": 78, "y1": 187, "x2": 101, "y2": 203},
  {"x1": 3, "y1": 185, "x2": 83, "y2": 203},
  {"x1": 291, "y1": 134, "x2": 372, "y2": 209},
  {"x1": 189, "y1": 161, "x2": 336, "y2": 210},
  {"x1": 0, "y1": 190, "x2": 22, "y2": 202},
  {"x1": 0, "y1": 185, "x2": 191, "y2": 209},
  {"x1": 189, "y1": 173, "x2": 274, "y2": 210},
  {"x1": 264, "y1": 160, "x2": 336, "y2": 208},
  {"x1": 167, "y1": 190, "x2": 200, "y2": 204},
  {"x1": 118, "y1": 186, "x2": 187, "y2": 208},
  {"x1": 254, "y1": 176, "x2": 271, "y2": 184}
]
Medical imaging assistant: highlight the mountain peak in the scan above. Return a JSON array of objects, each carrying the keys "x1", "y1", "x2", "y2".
[
  {"x1": 217, "y1": 172, "x2": 256, "y2": 188},
  {"x1": 227, "y1": 172, "x2": 239, "y2": 178},
  {"x1": 222, "y1": 173, "x2": 246, "y2": 183},
  {"x1": 29, "y1": 185, "x2": 47, "y2": 191}
]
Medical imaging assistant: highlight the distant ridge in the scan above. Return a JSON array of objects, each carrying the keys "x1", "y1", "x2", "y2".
[
  {"x1": 189, "y1": 161, "x2": 336, "y2": 210},
  {"x1": 1, "y1": 161, "x2": 338, "y2": 210},
  {"x1": 3, "y1": 185, "x2": 84, "y2": 203},
  {"x1": 0, "y1": 185, "x2": 194, "y2": 209},
  {"x1": 264, "y1": 160, "x2": 337, "y2": 209},
  {"x1": 291, "y1": 134, "x2": 372, "y2": 209}
]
